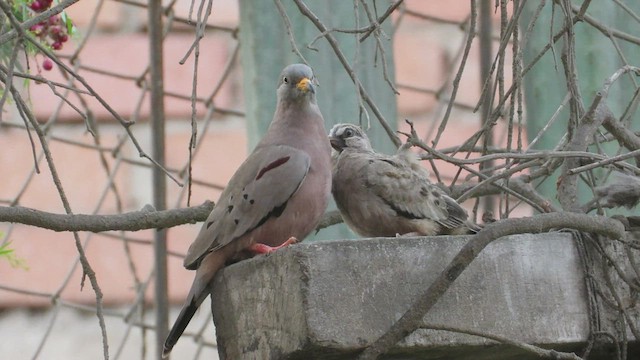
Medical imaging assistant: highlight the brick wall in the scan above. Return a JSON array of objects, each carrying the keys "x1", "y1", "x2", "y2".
[{"x1": 0, "y1": 0, "x2": 525, "y2": 308}]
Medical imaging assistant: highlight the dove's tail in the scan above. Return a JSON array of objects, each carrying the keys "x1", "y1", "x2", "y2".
[
  {"x1": 163, "y1": 295, "x2": 199, "y2": 358},
  {"x1": 163, "y1": 253, "x2": 226, "y2": 358}
]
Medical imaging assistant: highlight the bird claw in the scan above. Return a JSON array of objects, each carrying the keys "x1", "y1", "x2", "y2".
[
  {"x1": 284, "y1": 236, "x2": 301, "y2": 245},
  {"x1": 248, "y1": 237, "x2": 299, "y2": 255},
  {"x1": 396, "y1": 232, "x2": 421, "y2": 237}
]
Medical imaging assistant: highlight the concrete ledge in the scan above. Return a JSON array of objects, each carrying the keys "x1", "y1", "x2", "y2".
[{"x1": 211, "y1": 233, "x2": 636, "y2": 359}]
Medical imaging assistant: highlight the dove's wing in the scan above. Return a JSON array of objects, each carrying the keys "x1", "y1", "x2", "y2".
[{"x1": 184, "y1": 145, "x2": 310, "y2": 269}]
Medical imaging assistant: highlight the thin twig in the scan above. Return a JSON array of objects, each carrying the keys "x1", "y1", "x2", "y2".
[{"x1": 419, "y1": 324, "x2": 582, "y2": 360}]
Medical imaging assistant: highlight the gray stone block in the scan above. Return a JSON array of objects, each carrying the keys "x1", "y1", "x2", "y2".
[{"x1": 211, "y1": 233, "x2": 637, "y2": 359}]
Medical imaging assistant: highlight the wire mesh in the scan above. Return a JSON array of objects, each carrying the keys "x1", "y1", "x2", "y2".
[{"x1": 0, "y1": 0, "x2": 639, "y2": 359}]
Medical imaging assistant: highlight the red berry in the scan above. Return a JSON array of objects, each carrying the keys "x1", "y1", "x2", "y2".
[
  {"x1": 51, "y1": 41, "x2": 62, "y2": 50},
  {"x1": 48, "y1": 16, "x2": 58, "y2": 25},
  {"x1": 31, "y1": 25, "x2": 46, "y2": 37},
  {"x1": 50, "y1": 25, "x2": 61, "y2": 35},
  {"x1": 42, "y1": 59, "x2": 53, "y2": 71},
  {"x1": 29, "y1": 1, "x2": 42, "y2": 11},
  {"x1": 59, "y1": 34, "x2": 69, "y2": 42}
]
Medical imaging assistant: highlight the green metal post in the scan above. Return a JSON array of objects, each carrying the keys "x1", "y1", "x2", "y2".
[{"x1": 239, "y1": 0, "x2": 398, "y2": 239}]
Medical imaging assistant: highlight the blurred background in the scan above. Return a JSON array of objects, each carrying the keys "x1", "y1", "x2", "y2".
[{"x1": 1, "y1": 0, "x2": 639, "y2": 359}]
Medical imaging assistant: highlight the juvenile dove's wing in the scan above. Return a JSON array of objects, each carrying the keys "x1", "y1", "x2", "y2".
[{"x1": 364, "y1": 154, "x2": 467, "y2": 229}]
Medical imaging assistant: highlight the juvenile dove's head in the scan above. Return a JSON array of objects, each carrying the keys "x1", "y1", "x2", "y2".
[
  {"x1": 328, "y1": 123, "x2": 372, "y2": 153},
  {"x1": 277, "y1": 63, "x2": 318, "y2": 103}
]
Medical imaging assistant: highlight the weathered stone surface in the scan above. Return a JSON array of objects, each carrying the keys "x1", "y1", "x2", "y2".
[{"x1": 211, "y1": 233, "x2": 638, "y2": 359}]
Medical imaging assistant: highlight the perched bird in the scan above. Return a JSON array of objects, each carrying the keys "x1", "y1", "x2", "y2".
[
  {"x1": 163, "y1": 64, "x2": 332, "y2": 357},
  {"x1": 329, "y1": 123, "x2": 476, "y2": 237}
]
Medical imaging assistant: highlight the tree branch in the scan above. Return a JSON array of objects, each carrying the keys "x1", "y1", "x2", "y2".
[
  {"x1": 0, "y1": 202, "x2": 350, "y2": 235},
  {"x1": 602, "y1": 109, "x2": 640, "y2": 167},
  {"x1": 419, "y1": 324, "x2": 582, "y2": 360},
  {"x1": 0, "y1": 202, "x2": 214, "y2": 232},
  {"x1": 315, "y1": 210, "x2": 343, "y2": 232},
  {"x1": 556, "y1": 64, "x2": 638, "y2": 211}
]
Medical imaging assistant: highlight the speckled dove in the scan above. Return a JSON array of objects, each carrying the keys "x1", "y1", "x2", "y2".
[
  {"x1": 163, "y1": 64, "x2": 331, "y2": 357},
  {"x1": 329, "y1": 123, "x2": 477, "y2": 237}
]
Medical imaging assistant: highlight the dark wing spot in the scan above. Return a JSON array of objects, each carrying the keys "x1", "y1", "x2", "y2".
[
  {"x1": 382, "y1": 198, "x2": 423, "y2": 220},
  {"x1": 381, "y1": 159, "x2": 399, "y2": 167},
  {"x1": 420, "y1": 186, "x2": 430, "y2": 197},
  {"x1": 364, "y1": 179, "x2": 374, "y2": 188},
  {"x1": 272, "y1": 202, "x2": 287, "y2": 218},
  {"x1": 368, "y1": 160, "x2": 374, "y2": 164},
  {"x1": 234, "y1": 219, "x2": 239, "y2": 225},
  {"x1": 252, "y1": 201, "x2": 289, "y2": 230},
  {"x1": 242, "y1": 170, "x2": 304, "y2": 237},
  {"x1": 431, "y1": 190, "x2": 441, "y2": 198},
  {"x1": 227, "y1": 205, "x2": 234, "y2": 213},
  {"x1": 250, "y1": 199, "x2": 255, "y2": 204},
  {"x1": 256, "y1": 156, "x2": 291, "y2": 180},
  {"x1": 206, "y1": 221, "x2": 214, "y2": 229},
  {"x1": 243, "y1": 194, "x2": 248, "y2": 200}
]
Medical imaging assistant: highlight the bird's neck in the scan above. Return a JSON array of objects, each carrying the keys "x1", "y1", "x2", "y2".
[{"x1": 259, "y1": 100, "x2": 325, "y2": 150}]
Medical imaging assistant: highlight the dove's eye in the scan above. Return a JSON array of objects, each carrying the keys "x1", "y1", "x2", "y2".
[
  {"x1": 283, "y1": 77, "x2": 289, "y2": 84},
  {"x1": 344, "y1": 128, "x2": 354, "y2": 137}
]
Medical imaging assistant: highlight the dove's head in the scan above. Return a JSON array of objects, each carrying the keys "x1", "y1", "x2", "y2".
[
  {"x1": 277, "y1": 64, "x2": 318, "y2": 103},
  {"x1": 328, "y1": 123, "x2": 372, "y2": 153}
]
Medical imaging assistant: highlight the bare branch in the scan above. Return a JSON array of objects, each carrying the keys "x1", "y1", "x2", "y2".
[
  {"x1": 358, "y1": 0, "x2": 403, "y2": 42},
  {"x1": 0, "y1": 201, "x2": 214, "y2": 232},
  {"x1": 419, "y1": 324, "x2": 582, "y2": 360},
  {"x1": 315, "y1": 210, "x2": 343, "y2": 232},
  {"x1": 557, "y1": 66, "x2": 640, "y2": 211}
]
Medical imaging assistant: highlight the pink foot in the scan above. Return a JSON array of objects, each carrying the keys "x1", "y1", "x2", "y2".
[{"x1": 248, "y1": 237, "x2": 299, "y2": 255}]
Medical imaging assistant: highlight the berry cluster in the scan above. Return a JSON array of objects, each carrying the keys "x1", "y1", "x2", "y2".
[
  {"x1": 28, "y1": 0, "x2": 52, "y2": 11},
  {"x1": 28, "y1": 2, "x2": 70, "y2": 51}
]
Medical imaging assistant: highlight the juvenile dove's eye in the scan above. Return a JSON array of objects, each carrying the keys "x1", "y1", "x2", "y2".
[
  {"x1": 283, "y1": 77, "x2": 289, "y2": 84},
  {"x1": 344, "y1": 129, "x2": 354, "y2": 137}
]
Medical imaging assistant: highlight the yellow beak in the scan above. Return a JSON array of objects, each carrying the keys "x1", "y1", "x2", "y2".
[{"x1": 296, "y1": 77, "x2": 313, "y2": 93}]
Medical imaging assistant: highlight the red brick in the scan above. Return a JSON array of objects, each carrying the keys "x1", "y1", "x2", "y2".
[
  {"x1": 394, "y1": 25, "x2": 447, "y2": 115},
  {"x1": 64, "y1": 0, "x2": 123, "y2": 30},
  {"x1": 29, "y1": 33, "x2": 236, "y2": 121},
  {"x1": 0, "y1": 121, "x2": 248, "y2": 306},
  {"x1": 402, "y1": 0, "x2": 512, "y2": 24},
  {"x1": 172, "y1": 0, "x2": 239, "y2": 27},
  {"x1": 0, "y1": 128, "x2": 124, "y2": 214},
  {"x1": 403, "y1": 0, "x2": 472, "y2": 23},
  {"x1": 65, "y1": 0, "x2": 240, "y2": 31},
  {"x1": 453, "y1": 41, "x2": 514, "y2": 108}
]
